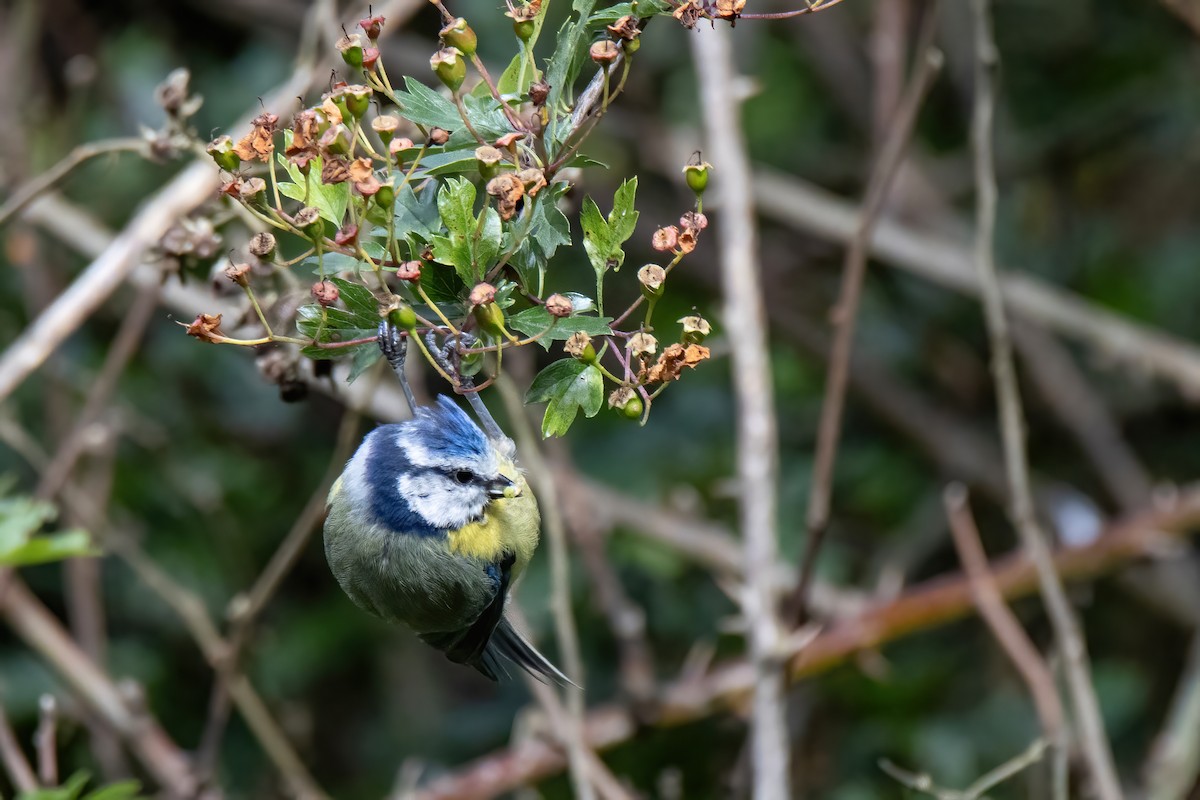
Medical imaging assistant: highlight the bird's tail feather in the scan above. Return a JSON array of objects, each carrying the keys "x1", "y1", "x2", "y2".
[{"x1": 486, "y1": 616, "x2": 577, "y2": 688}]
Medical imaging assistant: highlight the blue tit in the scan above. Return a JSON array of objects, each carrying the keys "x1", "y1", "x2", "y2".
[{"x1": 323, "y1": 395, "x2": 569, "y2": 685}]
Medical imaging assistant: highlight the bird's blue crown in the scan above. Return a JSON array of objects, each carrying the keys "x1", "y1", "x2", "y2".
[{"x1": 399, "y1": 395, "x2": 490, "y2": 464}]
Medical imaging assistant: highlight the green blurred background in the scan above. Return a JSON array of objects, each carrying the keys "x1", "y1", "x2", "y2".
[{"x1": 2, "y1": 0, "x2": 1200, "y2": 796}]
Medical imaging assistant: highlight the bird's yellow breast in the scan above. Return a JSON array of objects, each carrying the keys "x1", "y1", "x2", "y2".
[{"x1": 448, "y1": 461, "x2": 540, "y2": 570}]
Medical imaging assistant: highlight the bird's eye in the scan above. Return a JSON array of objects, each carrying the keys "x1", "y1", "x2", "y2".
[{"x1": 454, "y1": 470, "x2": 475, "y2": 485}]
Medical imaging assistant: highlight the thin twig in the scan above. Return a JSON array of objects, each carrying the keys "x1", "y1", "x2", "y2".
[
  {"x1": 34, "y1": 695, "x2": 57, "y2": 787},
  {"x1": 412, "y1": 488, "x2": 1200, "y2": 798},
  {"x1": 1144, "y1": 633, "x2": 1200, "y2": 800},
  {"x1": 0, "y1": 574, "x2": 197, "y2": 796},
  {"x1": 794, "y1": 12, "x2": 944, "y2": 623},
  {"x1": 0, "y1": 138, "x2": 147, "y2": 227},
  {"x1": 496, "y1": 376, "x2": 595, "y2": 800},
  {"x1": 750, "y1": 168, "x2": 1200, "y2": 400},
  {"x1": 0, "y1": 698, "x2": 37, "y2": 793},
  {"x1": 879, "y1": 737, "x2": 1047, "y2": 799},
  {"x1": 943, "y1": 484, "x2": 1067, "y2": 798},
  {"x1": 968, "y1": 3, "x2": 1123, "y2": 797},
  {"x1": 692, "y1": 22, "x2": 788, "y2": 800}
]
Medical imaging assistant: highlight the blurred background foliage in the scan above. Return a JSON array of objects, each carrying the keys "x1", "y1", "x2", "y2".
[{"x1": 2, "y1": 0, "x2": 1200, "y2": 797}]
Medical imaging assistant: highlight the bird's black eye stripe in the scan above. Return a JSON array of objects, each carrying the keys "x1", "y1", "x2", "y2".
[{"x1": 454, "y1": 470, "x2": 475, "y2": 485}]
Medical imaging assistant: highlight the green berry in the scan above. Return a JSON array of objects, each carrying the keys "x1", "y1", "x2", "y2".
[
  {"x1": 431, "y1": 47, "x2": 466, "y2": 93},
  {"x1": 388, "y1": 303, "x2": 418, "y2": 331},
  {"x1": 440, "y1": 18, "x2": 478, "y2": 57}
]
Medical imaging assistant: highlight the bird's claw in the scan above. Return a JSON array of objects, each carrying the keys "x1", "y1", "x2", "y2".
[{"x1": 378, "y1": 320, "x2": 406, "y2": 370}]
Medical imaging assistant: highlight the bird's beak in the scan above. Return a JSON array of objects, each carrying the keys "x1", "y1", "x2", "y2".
[{"x1": 486, "y1": 475, "x2": 519, "y2": 499}]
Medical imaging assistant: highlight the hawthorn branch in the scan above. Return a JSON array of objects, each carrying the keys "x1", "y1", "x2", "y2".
[{"x1": 968, "y1": 2, "x2": 1122, "y2": 795}]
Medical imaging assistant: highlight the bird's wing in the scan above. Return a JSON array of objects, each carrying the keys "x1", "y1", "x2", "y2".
[{"x1": 419, "y1": 553, "x2": 515, "y2": 680}]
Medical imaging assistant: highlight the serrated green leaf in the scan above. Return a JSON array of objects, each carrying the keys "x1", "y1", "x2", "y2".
[
  {"x1": 476, "y1": 206, "x2": 503, "y2": 271},
  {"x1": 564, "y1": 154, "x2": 609, "y2": 169},
  {"x1": 608, "y1": 177, "x2": 640, "y2": 258},
  {"x1": 580, "y1": 195, "x2": 611, "y2": 274},
  {"x1": 394, "y1": 183, "x2": 441, "y2": 240},
  {"x1": 544, "y1": 0, "x2": 599, "y2": 143},
  {"x1": 0, "y1": 494, "x2": 96, "y2": 567},
  {"x1": 526, "y1": 359, "x2": 604, "y2": 437},
  {"x1": 437, "y1": 177, "x2": 477, "y2": 238},
  {"x1": 394, "y1": 77, "x2": 461, "y2": 130},
  {"x1": 431, "y1": 234, "x2": 473, "y2": 282},
  {"x1": 588, "y1": 0, "x2": 671, "y2": 24},
  {"x1": 296, "y1": 303, "x2": 377, "y2": 356},
  {"x1": 416, "y1": 148, "x2": 485, "y2": 178},
  {"x1": 508, "y1": 306, "x2": 613, "y2": 349},
  {"x1": 347, "y1": 344, "x2": 383, "y2": 383},
  {"x1": 327, "y1": 277, "x2": 379, "y2": 321}
]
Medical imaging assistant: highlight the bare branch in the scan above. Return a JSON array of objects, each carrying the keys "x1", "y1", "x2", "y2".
[
  {"x1": 968, "y1": 2, "x2": 1122, "y2": 796},
  {"x1": 413, "y1": 489, "x2": 1200, "y2": 798},
  {"x1": 692, "y1": 22, "x2": 788, "y2": 799},
  {"x1": 943, "y1": 484, "x2": 1067, "y2": 796},
  {"x1": 796, "y1": 12, "x2": 944, "y2": 622}
]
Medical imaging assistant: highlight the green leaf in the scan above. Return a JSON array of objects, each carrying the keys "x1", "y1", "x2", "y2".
[
  {"x1": 508, "y1": 306, "x2": 613, "y2": 349},
  {"x1": 416, "y1": 148, "x2": 485, "y2": 178},
  {"x1": 0, "y1": 494, "x2": 96, "y2": 567},
  {"x1": 394, "y1": 77, "x2": 461, "y2": 130},
  {"x1": 83, "y1": 780, "x2": 144, "y2": 800},
  {"x1": 296, "y1": 278, "x2": 381, "y2": 375},
  {"x1": 526, "y1": 359, "x2": 604, "y2": 437},
  {"x1": 437, "y1": 176, "x2": 477, "y2": 237},
  {"x1": 276, "y1": 136, "x2": 350, "y2": 226},
  {"x1": 579, "y1": 195, "x2": 612, "y2": 274},
  {"x1": 544, "y1": 0, "x2": 600, "y2": 142},
  {"x1": 588, "y1": 0, "x2": 671, "y2": 24},
  {"x1": 393, "y1": 183, "x2": 441, "y2": 241},
  {"x1": 608, "y1": 177, "x2": 640, "y2": 258}
]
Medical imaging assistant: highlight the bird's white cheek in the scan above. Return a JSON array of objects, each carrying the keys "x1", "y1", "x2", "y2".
[{"x1": 397, "y1": 473, "x2": 484, "y2": 531}]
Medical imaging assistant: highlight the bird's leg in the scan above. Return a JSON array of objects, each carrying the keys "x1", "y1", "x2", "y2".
[
  {"x1": 377, "y1": 320, "x2": 418, "y2": 415},
  {"x1": 426, "y1": 328, "x2": 513, "y2": 451}
]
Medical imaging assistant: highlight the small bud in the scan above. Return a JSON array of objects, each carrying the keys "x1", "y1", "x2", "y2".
[
  {"x1": 472, "y1": 288, "x2": 508, "y2": 340},
  {"x1": 637, "y1": 264, "x2": 666, "y2": 298},
  {"x1": 590, "y1": 40, "x2": 620, "y2": 66},
  {"x1": 334, "y1": 224, "x2": 359, "y2": 247},
  {"x1": 677, "y1": 228, "x2": 697, "y2": 255},
  {"x1": 431, "y1": 47, "x2": 466, "y2": 93},
  {"x1": 529, "y1": 80, "x2": 550, "y2": 107},
  {"x1": 428, "y1": 127, "x2": 450, "y2": 146},
  {"x1": 440, "y1": 18, "x2": 478, "y2": 56},
  {"x1": 185, "y1": 313, "x2": 225, "y2": 343},
  {"x1": 506, "y1": 0, "x2": 539, "y2": 39},
  {"x1": 607, "y1": 15, "x2": 640, "y2": 41},
  {"x1": 359, "y1": 14, "x2": 386, "y2": 40},
  {"x1": 680, "y1": 210, "x2": 708, "y2": 232},
  {"x1": 372, "y1": 114, "x2": 399, "y2": 145},
  {"x1": 518, "y1": 167, "x2": 547, "y2": 197},
  {"x1": 396, "y1": 260, "x2": 422, "y2": 281},
  {"x1": 387, "y1": 302, "x2": 418, "y2": 330},
  {"x1": 362, "y1": 46, "x2": 381, "y2": 72},
  {"x1": 224, "y1": 262, "x2": 251, "y2": 287},
  {"x1": 293, "y1": 207, "x2": 323, "y2": 238},
  {"x1": 486, "y1": 173, "x2": 525, "y2": 221},
  {"x1": 545, "y1": 293, "x2": 572, "y2": 318},
  {"x1": 469, "y1": 282, "x2": 497, "y2": 307},
  {"x1": 628, "y1": 331, "x2": 658, "y2": 358},
  {"x1": 319, "y1": 123, "x2": 352, "y2": 156},
  {"x1": 652, "y1": 225, "x2": 679, "y2": 252},
  {"x1": 248, "y1": 231, "x2": 276, "y2": 260},
  {"x1": 375, "y1": 182, "x2": 396, "y2": 208},
  {"x1": 683, "y1": 160, "x2": 712, "y2": 195},
  {"x1": 608, "y1": 386, "x2": 643, "y2": 420},
  {"x1": 475, "y1": 145, "x2": 503, "y2": 179},
  {"x1": 513, "y1": 17, "x2": 536, "y2": 41},
  {"x1": 206, "y1": 135, "x2": 241, "y2": 171},
  {"x1": 311, "y1": 280, "x2": 339, "y2": 306},
  {"x1": 337, "y1": 34, "x2": 365, "y2": 69},
  {"x1": 236, "y1": 177, "x2": 267, "y2": 201},
  {"x1": 344, "y1": 84, "x2": 373, "y2": 120},
  {"x1": 679, "y1": 314, "x2": 711, "y2": 343},
  {"x1": 564, "y1": 331, "x2": 596, "y2": 362}
]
